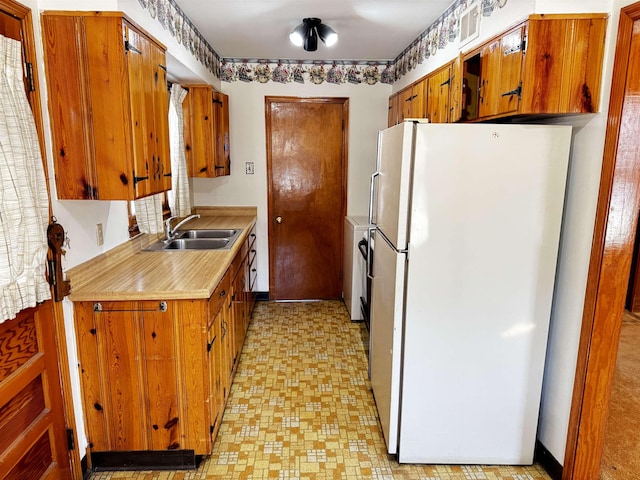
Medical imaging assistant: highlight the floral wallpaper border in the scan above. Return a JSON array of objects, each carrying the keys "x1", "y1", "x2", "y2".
[
  {"x1": 137, "y1": 0, "x2": 222, "y2": 77},
  {"x1": 137, "y1": 0, "x2": 507, "y2": 85}
]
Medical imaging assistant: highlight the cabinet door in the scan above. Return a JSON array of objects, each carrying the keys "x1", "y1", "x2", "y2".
[
  {"x1": 521, "y1": 15, "x2": 607, "y2": 114},
  {"x1": 125, "y1": 25, "x2": 152, "y2": 198},
  {"x1": 496, "y1": 26, "x2": 525, "y2": 115},
  {"x1": 139, "y1": 301, "x2": 180, "y2": 450},
  {"x1": 427, "y1": 66, "x2": 451, "y2": 123},
  {"x1": 449, "y1": 55, "x2": 463, "y2": 122},
  {"x1": 213, "y1": 91, "x2": 231, "y2": 176},
  {"x1": 207, "y1": 308, "x2": 223, "y2": 442},
  {"x1": 410, "y1": 79, "x2": 427, "y2": 118},
  {"x1": 388, "y1": 93, "x2": 399, "y2": 127},
  {"x1": 398, "y1": 86, "x2": 413, "y2": 122},
  {"x1": 151, "y1": 44, "x2": 172, "y2": 192},
  {"x1": 187, "y1": 86, "x2": 215, "y2": 177},
  {"x1": 478, "y1": 39, "x2": 500, "y2": 117}
]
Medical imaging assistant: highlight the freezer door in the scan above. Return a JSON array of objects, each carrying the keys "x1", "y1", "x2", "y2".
[
  {"x1": 369, "y1": 231, "x2": 406, "y2": 454},
  {"x1": 374, "y1": 122, "x2": 414, "y2": 250},
  {"x1": 398, "y1": 123, "x2": 572, "y2": 463}
]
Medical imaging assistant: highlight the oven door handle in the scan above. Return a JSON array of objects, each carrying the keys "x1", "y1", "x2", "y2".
[{"x1": 358, "y1": 238, "x2": 368, "y2": 259}]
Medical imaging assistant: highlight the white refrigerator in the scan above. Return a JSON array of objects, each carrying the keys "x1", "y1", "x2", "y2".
[{"x1": 369, "y1": 122, "x2": 572, "y2": 464}]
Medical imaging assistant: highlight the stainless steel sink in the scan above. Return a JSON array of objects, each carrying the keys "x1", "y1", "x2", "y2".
[
  {"x1": 145, "y1": 228, "x2": 242, "y2": 251},
  {"x1": 176, "y1": 229, "x2": 238, "y2": 239},
  {"x1": 165, "y1": 238, "x2": 230, "y2": 250}
]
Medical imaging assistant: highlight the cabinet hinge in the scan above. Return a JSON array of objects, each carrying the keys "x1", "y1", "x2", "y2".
[
  {"x1": 521, "y1": 38, "x2": 527, "y2": 53},
  {"x1": 24, "y1": 62, "x2": 35, "y2": 92},
  {"x1": 207, "y1": 335, "x2": 217, "y2": 353},
  {"x1": 124, "y1": 40, "x2": 142, "y2": 54},
  {"x1": 501, "y1": 81, "x2": 522, "y2": 100},
  {"x1": 66, "y1": 428, "x2": 75, "y2": 451}
]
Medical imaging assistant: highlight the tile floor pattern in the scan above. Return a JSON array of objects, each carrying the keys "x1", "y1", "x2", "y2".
[{"x1": 90, "y1": 300, "x2": 551, "y2": 480}]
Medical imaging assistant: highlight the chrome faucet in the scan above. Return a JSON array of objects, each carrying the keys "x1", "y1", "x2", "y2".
[{"x1": 165, "y1": 214, "x2": 201, "y2": 241}]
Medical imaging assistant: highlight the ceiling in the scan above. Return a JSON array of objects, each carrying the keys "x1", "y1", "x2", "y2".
[{"x1": 174, "y1": 0, "x2": 455, "y2": 62}]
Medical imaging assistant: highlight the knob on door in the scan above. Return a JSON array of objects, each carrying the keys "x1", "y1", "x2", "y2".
[{"x1": 275, "y1": 216, "x2": 282, "y2": 224}]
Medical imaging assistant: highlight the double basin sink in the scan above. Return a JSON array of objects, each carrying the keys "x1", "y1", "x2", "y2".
[{"x1": 146, "y1": 229, "x2": 241, "y2": 251}]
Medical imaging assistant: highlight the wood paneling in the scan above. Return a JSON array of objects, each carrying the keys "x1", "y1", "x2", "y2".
[{"x1": 563, "y1": 5, "x2": 640, "y2": 480}]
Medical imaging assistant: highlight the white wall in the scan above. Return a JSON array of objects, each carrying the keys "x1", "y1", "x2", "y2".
[{"x1": 191, "y1": 80, "x2": 391, "y2": 292}]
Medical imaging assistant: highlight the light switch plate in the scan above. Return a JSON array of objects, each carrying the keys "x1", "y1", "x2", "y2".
[
  {"x1": 96, "y1": 223, "x2": 104, "y2": 246},
  {"x1": 245, "y1": 162, "x2": 255, "y2": 175}
]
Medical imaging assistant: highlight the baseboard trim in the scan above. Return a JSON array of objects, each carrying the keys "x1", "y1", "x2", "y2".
[
  {"x1": 90, "y1": 450, "x2": 198, "y2": 471},
  {"x1": 535, "y1": 440, "x2": 563, "y2": 480},
  {"x1": 256, "y1": 291, "x2": 269, "y2": 301}
]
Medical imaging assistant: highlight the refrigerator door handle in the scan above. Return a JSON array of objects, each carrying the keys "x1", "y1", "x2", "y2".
[
  {"x1": 369, "y1": 171, "x2": 380, "y2": 226},
  {"x1": 367, "y1": 226, "x2": 375, "y2": 280},
  {"x1": 378, "y1": 228, "x2": 408, "y2": 254}
]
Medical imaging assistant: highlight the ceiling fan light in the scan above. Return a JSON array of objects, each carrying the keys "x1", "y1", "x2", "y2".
[
  {"x1": 289, "y1": 23, "x2": 306, "y2": 47},
  {"x1": 317, "y1": 24, "x2": 338, "y2": 47}
]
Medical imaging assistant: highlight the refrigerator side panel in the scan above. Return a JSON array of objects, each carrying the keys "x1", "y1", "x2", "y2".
[
  {"x1": 375, "y1": 122, "x2": 414, "y2": 250},
  {"x1": 398, "y1": 124, "x2": 572, "y2": 464},
  {"x1": 369, "y1": 233, "x2": 406, "y2": 454}
]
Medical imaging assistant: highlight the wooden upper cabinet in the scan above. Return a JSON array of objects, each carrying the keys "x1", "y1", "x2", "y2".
[
  {"x1": 462, "y1": 14, "x2": 606, "y2": 121},
  {"x1": 42, "y1": 12, "x2": 170, "y2": 200},
  {"x1": 183, "y1": 85, "x2": 230, "y2": 177},
  {"x1": 520, "y1": 14, "x2": 607, "y2": 114}
]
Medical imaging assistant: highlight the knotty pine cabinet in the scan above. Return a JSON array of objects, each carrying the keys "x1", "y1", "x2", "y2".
[
  {"x1": 183, "y1": 85, "x2": 231, "y2": 177},
  {"x1": 462, "y1": 14, "x2": 607, "y2": 121},
  {"x1": 42, "y1": 12, "x2": 171, "y2": 200},
  {"x1": 73, "y1": 242, "x2": 256, "y2": 463}
]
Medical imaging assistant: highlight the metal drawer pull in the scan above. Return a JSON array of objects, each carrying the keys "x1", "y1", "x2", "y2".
[{"x1": 93, "y1": 301, "x2": 167, "y2": 312}]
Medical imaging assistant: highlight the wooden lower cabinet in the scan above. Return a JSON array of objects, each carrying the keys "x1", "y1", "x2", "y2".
[{"x1": 74, "y1": 247, "x2": 256, "y2": 461}]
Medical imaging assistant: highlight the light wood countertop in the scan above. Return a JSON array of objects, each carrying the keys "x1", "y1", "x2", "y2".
[{"x1": 67, "y1": 207, "x2": 257, "y2": 302}]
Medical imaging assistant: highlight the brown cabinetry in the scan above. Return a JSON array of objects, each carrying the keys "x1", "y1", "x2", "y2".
[
  {"x1": 183, "y1": 85, "x2": 231, "y2": 177},
  {"x1": 519, "y1": 14, "x2": 607, "y2": 114},
  {"x1": 42, "y1": 12, "x2": 171, "y2": 200},
  {"x1": 463, "y1": 24, "x2": 525, "y2": 120},
  {"x1": 462, "y1": 14, "x2": 606, "y2": 121},
  {"x1": 390, "y1": 78, "x2": 427, "y2": 126},
  {"x1": 73, "y1": 240, "x2": 256, "y2": 464}
]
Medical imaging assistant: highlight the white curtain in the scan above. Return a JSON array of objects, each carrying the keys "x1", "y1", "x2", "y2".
[
  {"x1": 167, "y1": 84, "x2": 191, "y2": 217},
  {"x1": 134, "y1": 83, "x2": 190, "y2": 234},
  {"x1": 0, "y1": 35, "x2": 51, "y2": 323},
  {"x1": 133, "y1": 193, "x2": 164, "y2": 234}
]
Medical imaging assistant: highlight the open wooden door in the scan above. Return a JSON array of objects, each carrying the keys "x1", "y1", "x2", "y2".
[{"x1": 0, "y1": 1, "x2": 79, "y2": 478}]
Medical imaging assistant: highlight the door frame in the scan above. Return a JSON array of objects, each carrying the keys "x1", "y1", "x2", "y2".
[
  {"x1": 563, "y1": 3, "x2": 640, "y2": 479},
  {"x1": 1, "y1": 0, "x2": 81, "y2": 477},
  {"x1": 265, "y1": 96, "x2": 349, "y2": 300}
]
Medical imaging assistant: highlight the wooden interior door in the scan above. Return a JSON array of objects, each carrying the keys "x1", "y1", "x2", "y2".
[
  {"x1": 0, "y1": 303, "x2": 70, "y2": 479},
  {"x1": 266, "y1": 97, "x2": 348, "y2": 300},
  {"x1": 1, "y1": 2, "x2": 78, "y2": 478}
]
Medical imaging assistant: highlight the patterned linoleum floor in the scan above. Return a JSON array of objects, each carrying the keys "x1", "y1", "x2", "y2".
[{"x1": 90, "y1": 300, "x2": 551, "y2": 480}]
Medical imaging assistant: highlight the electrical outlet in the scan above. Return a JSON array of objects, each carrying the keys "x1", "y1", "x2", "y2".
[
  {"x1": 96, "y1": 223, "x2": 104, "y2": 246},
  {"x1": 245, "y1": 161, "x2": 255, "y2": 175}
]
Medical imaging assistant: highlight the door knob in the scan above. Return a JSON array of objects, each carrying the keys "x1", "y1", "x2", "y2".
[{"x1": 275, "y1": 216, "x2": 282, "y2": 224}]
